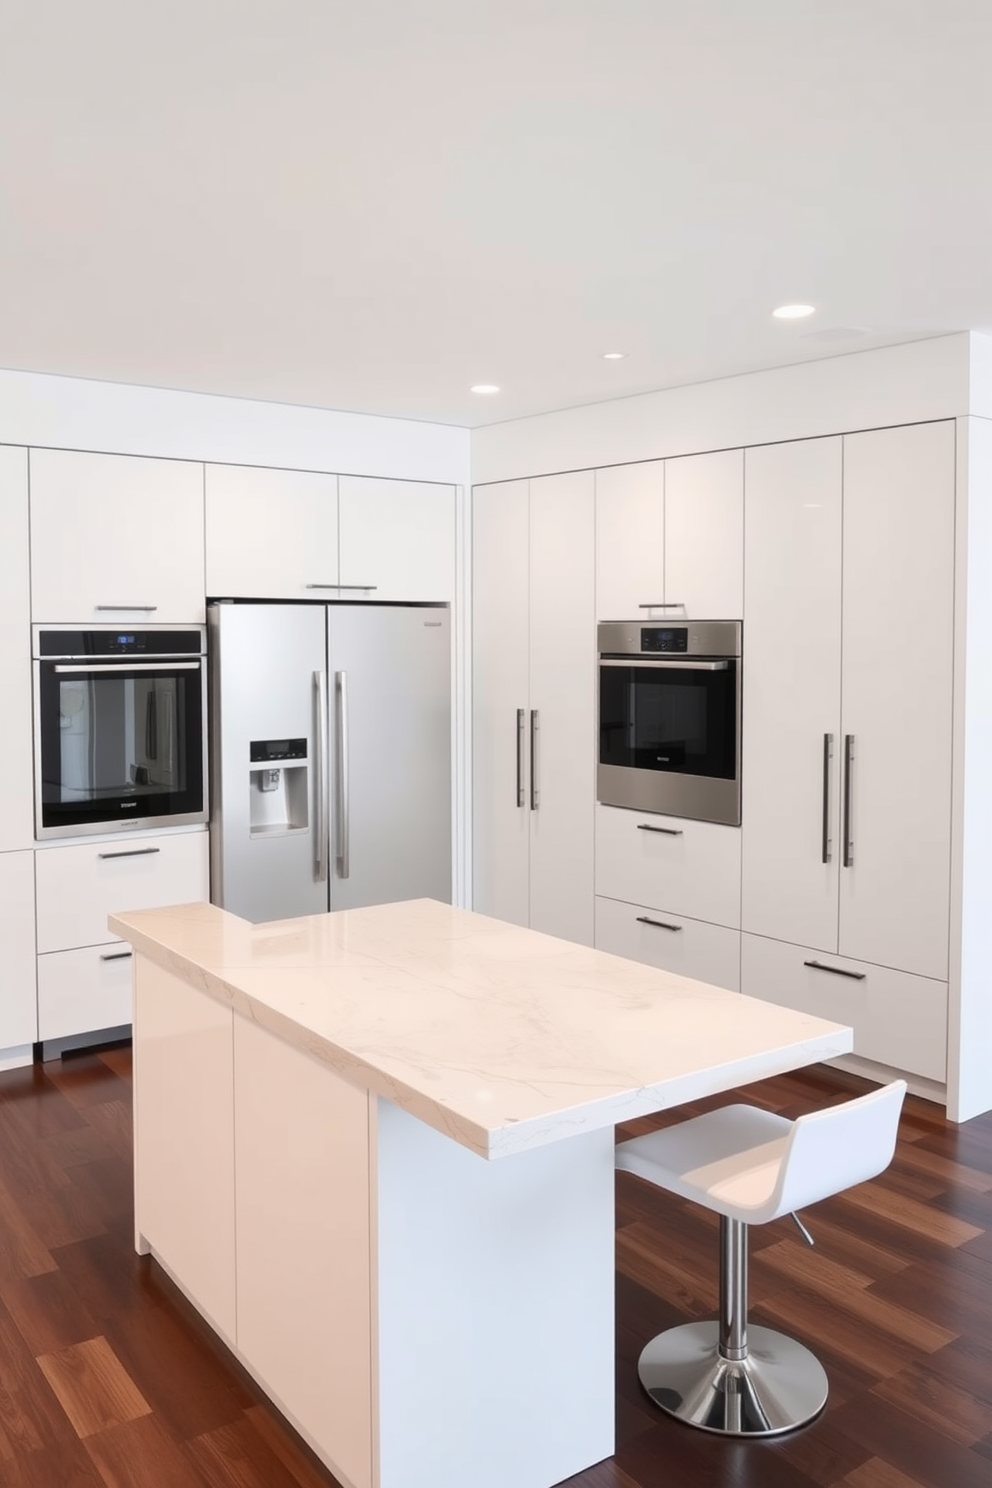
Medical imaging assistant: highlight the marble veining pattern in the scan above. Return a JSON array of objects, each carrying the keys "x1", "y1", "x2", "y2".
[{"x1": 109, "y1": 899, "x2": 852, "y2": 1158}]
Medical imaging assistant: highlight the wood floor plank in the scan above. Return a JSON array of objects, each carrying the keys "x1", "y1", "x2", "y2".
[
  {"x1": 0, "y1": 1268, "x2": 102, "y2": 1355},
  {"x1": 840, "y1": 1458, "x2": 929, "y2": 1488},
  {"x1": 838, "y1": 1183, "x2": 982, "y2": 1247},
  {"x1": 37, "y1": 1336, "x2": 152, "y2": 1439},
  {"x1": 185, "y1": 1418, "x2": 336, "y2": 1488},
  {"x1": 828, "y1": 1394, "x2": 992, "y2": 1488},
  {"x1": 871, "y1": 1360, "x2": 992, "y2": 1446},
  {"x1": 84, "y1": 1414, "x2": 212, "y2": 1488}
]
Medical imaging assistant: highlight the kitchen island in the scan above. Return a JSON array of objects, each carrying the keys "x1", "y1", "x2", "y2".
[{"x1": 110, "y1": 898, "x2": 852, "y2": 1488}]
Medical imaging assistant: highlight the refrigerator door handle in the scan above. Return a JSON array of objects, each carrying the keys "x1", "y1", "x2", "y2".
[
  {"x1": 314, "y1": 670, "x2": 329, "y2": 882},
  {"x1": 335, "y1": 670, "x2": 350, "y2": 878}
]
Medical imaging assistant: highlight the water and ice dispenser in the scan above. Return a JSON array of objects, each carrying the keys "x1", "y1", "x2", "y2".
[{"x1": 248, "y1": 738, "x2": 309, "y2": 836}]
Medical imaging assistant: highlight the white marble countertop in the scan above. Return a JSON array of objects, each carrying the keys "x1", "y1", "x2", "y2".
[{"x1": 109, "y1": 898, "x2": 853, "y2": 1159}]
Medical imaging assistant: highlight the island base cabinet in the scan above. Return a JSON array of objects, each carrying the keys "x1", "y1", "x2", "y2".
[
  {"x1": 741, "y1": 934, "x2": 947, "y2": 1083},
  {"x1": 595, "y1": 895, "x2": 741, "y2": 992}
]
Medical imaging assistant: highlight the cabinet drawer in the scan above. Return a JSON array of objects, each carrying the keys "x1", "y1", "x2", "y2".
[
  {"x1": 36, "y1": 830, "x2": 209, "y2": 953},
  {"x1": 595, "y1": 805, "x2": 741, "y2": 927},
  {"x1": 595, "y1": 896, "x2": 740, "y2": 991},
  {"x1": 741, "y1": 933, "x2": 947, "y2": 1082},
  {"x1": 37, "y1": 944, "x2": 134, "y2": 1042}
]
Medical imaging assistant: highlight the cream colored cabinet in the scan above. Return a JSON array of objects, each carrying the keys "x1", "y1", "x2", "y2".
[
  {"x1": 742, "y1": 423, "x2": 955, "y2": 984},
  {"x1": 595, "y1": 895, "x2": 741, "y2": 992},
  {"x1": 205, "y1": 464, "x2": 339, "y2": 598},
  {"x1": 338, "y1": 475, "x2": 456, "y2": 601},
  {"x1": 0, "y1": 447, "x2": 33, "y2": 851},
  {"x1": 0, "y1": 850, "x2": 37, "y2": 1056},
  {"x1": 595, "y1": 450, "x2": 742, "y2": 622},
  {"x1": 595, "y1": 805, "x2": 741, "y2": 928},
  {"x1": 473, "y1": 473, "x2": 595, "y2": 945},
  {"x1": 29, "y1": 449, "x2": 205, "y2": 623}
]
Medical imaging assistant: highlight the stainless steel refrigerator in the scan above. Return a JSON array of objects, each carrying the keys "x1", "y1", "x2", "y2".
[{"x1": 208, "y1": 602, "x2": 451, "y2": 923}]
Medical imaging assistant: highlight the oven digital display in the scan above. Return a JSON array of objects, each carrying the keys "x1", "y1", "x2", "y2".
[{"x1": 640, "y1": 627, "x2": 688, "y2": 654}]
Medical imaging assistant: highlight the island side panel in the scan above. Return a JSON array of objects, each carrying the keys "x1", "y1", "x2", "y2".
[
  {"x1": 233, "y1": 1014, "x2": 374, "y2": 1488},
  {"x1": 133, "y1": 956, "x2": 237, "y2": 1345},
  {"x1": 375, "y1": 1101, "x2": 616, "y2": 1488}
]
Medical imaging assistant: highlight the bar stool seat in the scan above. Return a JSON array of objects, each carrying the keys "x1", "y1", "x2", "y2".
[{"x1": 616, "y1": 1079, "x2": 906, "y2": 1436}]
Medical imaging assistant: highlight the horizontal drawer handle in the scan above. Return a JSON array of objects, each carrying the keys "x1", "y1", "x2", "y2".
[
  {"x1": 636, "y1": 823, "x2": 683, "y2": 836},
  {"x1": 94, "y1": 605, "x2": 158, "y2": 612},
  {"x1": 636, "y1": 915, "x2": 682, "y2": 932},
  {"x1": 100, "y1": 950, "x2": 133, "y2": 962},
  {"x1": 305, "y1": 583, "x2": 378, "y2": 591},
  {"x1": 98, "y1": 847, "x2": 162, "y2": 860},
  {"x1": 638, "y1": 602, "x2": 684, "y2": 609},
  {"x1": 803, "y1": 959, "x2": 866, "y2": 982}
]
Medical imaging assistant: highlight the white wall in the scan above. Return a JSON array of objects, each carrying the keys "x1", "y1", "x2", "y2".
[
  {"x1": 0, "y1": 367, "x2": 470, "y2": 486},
  {"x1": 472, "y1": 333, "x2": 971, "y2": 484}
]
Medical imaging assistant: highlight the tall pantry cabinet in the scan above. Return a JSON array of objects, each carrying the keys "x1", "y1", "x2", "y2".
[{"x1": 472, "y1": 473, "x2": 595, "y2": 945}]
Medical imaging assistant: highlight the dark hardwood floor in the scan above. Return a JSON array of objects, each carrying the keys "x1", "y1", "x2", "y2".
[{"x1": 0, "y1": 1048, "x2": 990, "y2": 1488}]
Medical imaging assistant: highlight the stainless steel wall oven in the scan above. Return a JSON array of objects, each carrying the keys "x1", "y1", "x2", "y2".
[
  {"x1": 33, "y1": 626, "x2": 208, "y2": 839},
  {"x1": 597, "y1": 620, "x2": 742, "y2": 825}
]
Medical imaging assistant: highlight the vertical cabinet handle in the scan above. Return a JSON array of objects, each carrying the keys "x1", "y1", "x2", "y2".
[
  {"x1": 842, "y1": 733, "x2": 855, "y2": 867},
  {"x1": 530, "y1": 709, "x2": 539, "y2": 810},
  {"x1": 516, "y1": 709, "x2": 525, "y2": 808},
  {"x1": 821, "y1": 733, "x2": 833, "y2": 864},
  {"x1": 336, "y1": 671, "x2": 350, "y2": 879},
  {"x1": 314, "y1": 671, "x2": 328, "y2": 883}
]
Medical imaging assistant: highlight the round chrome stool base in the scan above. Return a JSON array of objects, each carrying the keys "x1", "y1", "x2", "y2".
[{"x1": 637, "y1": 1321, "x2": 828, "y2": 1436}]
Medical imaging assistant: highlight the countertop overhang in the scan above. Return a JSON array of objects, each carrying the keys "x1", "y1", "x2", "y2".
[{"x1": 109, "y1": 898, "x2": 853, "y2": 1158}]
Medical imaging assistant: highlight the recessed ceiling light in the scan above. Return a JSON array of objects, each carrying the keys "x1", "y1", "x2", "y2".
[
  {"x1": 470, "y1": 384, "x2": 500, "y2": 395},
  {"x1": 601, "y1": 351, "x2": 627, "y2": 360},
  {"x1": 773, "y1": 304, "x2": 816, "y2": 320}
]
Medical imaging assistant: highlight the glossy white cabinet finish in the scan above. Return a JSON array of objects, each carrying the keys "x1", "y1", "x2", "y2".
[
  {"x1": 595, "y1": 460, "x2": 664, "y2": 620},
  {"x1": 37, "y1": 942, "x2": 134, "y2": 1042},
  {"x1": 29, "y1": 448, "x2": 205, "y2": 623},
  {"x1": 0, "y1": 850, "x2": 37, "y2": 1058},
  {"x1": 595, "y1": 894, "x2": 741, "y2": 992},
  {"x1": 664, "y1": 448, "x2": 744, "y2": 619},
  {"x1": 205, "y1": 464, "x2": 339, "y2": 598},
  {"x1": 473, "y1": 473, "x2": 595, "y2": 946},
  {"x1": 595, "y1": 804, "x2": 741, "y2": 929},
  {"x1": 338, "y1": 475, "x2": 456, "y2": 601},
  {"x1": 35, "y1": 829, "x2": 209, "y2": 953},
  {"x1": 742, "y1": 932, "x2": 947, "y2": 1083},
  {"x1": 0, "y1": 447, "x2": 33, "y2": 851}
]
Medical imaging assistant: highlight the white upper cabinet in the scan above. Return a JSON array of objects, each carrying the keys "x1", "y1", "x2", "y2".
[
  {"x1": 205, "y1": 465, "x2": 339, "y2": 599},
  {"x1": 838, "y1": 422, "x2": 954, "y2": 981},
  {"x1": 742, "y1": 437, "x2": 843, "y2": 950},
  {"x1": 30, "y1": 449, "x2": 205, "y2": 623},
  {"x1": 338, "y1": 476, "x2": 456, "y2": 601},
  {"x1": 0, "y1": 446, "x2": 34, "y2": 851},
  {"x1": 595, "y1": 461, "x2": 664, "y2": 620},
  {"x1": 664, "y1": 449, "x2": 744, "y2": 619}
]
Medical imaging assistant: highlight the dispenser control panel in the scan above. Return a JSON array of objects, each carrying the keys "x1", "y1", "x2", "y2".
[{"x1": 250, "y1": 738, "x2": 307, "y2": 762}]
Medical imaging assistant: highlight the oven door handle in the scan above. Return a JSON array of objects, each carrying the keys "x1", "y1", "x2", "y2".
[
  {"x1": 52, "y1": 662, "x2": 201, "y2": 674},
  {"x1": 599, "y1": 658, "x2": 729, "y2": 671}
]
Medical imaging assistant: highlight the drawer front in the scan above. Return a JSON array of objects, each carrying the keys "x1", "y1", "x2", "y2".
[
  {"x1": 595, "y1": 805, "x2": 741, "y2": 927},
  {"x1": 36, "y1": 830, "x2": 209, "y2": 953},
  {"x1": 37, "y1": 944, "x2": 134, "y2": 1042},
  {"x1": 741, "y1": 933, "x2": 947, "y2": 1082},
  {"x1": 595, "y1": 896, "x2": 741, "y2": 992}
]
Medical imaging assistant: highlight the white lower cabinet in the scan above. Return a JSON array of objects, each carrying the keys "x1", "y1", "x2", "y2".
[
  {"x1": 595, "y1": 805, "x2": 741, "y2": 928},
  {"x1": 595, "y1": 895, "x2": 740, "y2": 992},
  {"x1": 37, "y1": 944, "x2": 135, "y2": 1043},
  {"x1": 0, "y1": 850, "x2": 37, "y2": 1054},
  {"x1": 741, "y1": 933, "x2": 947, "y2": 1083}
]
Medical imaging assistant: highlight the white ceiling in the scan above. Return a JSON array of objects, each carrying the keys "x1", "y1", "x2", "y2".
[{"x1": 3, "y1": 1, "x2": 991, "y2": 428}]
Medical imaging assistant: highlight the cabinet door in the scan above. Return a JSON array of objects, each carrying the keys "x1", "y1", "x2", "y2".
[
  {"x1": 0, "y1": 850, "x2": 37, "y2": 1050},
  {"x1": 595, "y1": 461, "x2": 664, "y2": 620},
  {"x1": 839, "y1": 422, "x2": 955, "y2": 981},
  {"x1": 0, "y1": 448, "x2": 34, "y2": 851},
  {"x1": 665, "y1": 449, "x2": 744, "y2": 619},
  {"x1": 30, "y1": 449, "x2": 205, "y2": 622},
  {"x1": 529, "y1": 471, "x2": 595, "y2": 945},
  {"x1": 742, "y1": 438, "x2": 843, "y2": 950},
  {"x1": 205, "y1": 464, "x2": 338, "y2": 598},
  {"x1": 338, "y1": 476, "x2": 455, "y2": 601},
  {"x1": 472, "y1": 481, "x2": 531, "y2": 928}
]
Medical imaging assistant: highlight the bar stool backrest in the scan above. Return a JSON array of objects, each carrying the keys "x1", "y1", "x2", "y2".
[{"x1": 769, "y1": 1079, "x2": 907, "y2": 1222}]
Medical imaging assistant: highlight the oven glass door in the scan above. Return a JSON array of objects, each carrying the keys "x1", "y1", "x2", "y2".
[
  {"x1": 599, "y1": 659, "x2": 737, "y2": 779},
  {"x1": 37, "y1": 658, "x2": 205, "y2": 834}
]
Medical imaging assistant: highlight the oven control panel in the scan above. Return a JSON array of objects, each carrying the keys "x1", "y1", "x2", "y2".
[{"x1": 640, "y1": 627, "x2": 688, "y2": 653}]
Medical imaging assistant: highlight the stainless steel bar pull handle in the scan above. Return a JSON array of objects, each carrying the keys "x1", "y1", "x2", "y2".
[
  {"x1": 54, "y1": 662, "x2": 200, "y2": 674},
  {"x1": 842, "y1": 734, "x2": 855, "y2": 867},
  {"x1": 530, "y1": 709, "x2": 539, "y2": 810},
  {"x1": 516, "y1": 709, "x2": 525, "y2": 808},
  {"x1": 336, "y1": 670, "x2": 350, "y2": 878},
  {"x1": 314, "y1": 671, "x2": 328, "y2": 883},
  {"x1": 803, "y1": 959, "x2": 866, "y2": 981},
  {"x1": 636, "y1": 915, "x2": 683, "y2": 932},
  {"x1": 95, "y1": 605, "x2": 158, "y2": 612},
  {"x1": 306, "y1": 583, "x2": 378, "y2": 592},
  {"x1": 636, "y1": 823, "x2": 683, "y2": 836},
  {"x1": 98, "y1": 847, "x2": 161, "y2": 860},
  {"x1": 821, "y1": 733, "x2": 834, "y2": 865},
  {"x1": 600, "y1": 658, "x2": 729, "y2": 672},
  {"x1": 100, "y1": 950, "x2": 133, "y2": 962},
  {"x1": 637, "y1": 602, "x2": 685, "y2": 610}
]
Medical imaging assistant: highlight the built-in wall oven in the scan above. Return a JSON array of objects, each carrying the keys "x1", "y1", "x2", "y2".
[
  {"x1": 33, "y1": 627, "x2": 208, "y2": 839},
  {"x1": 597, "y1": 620, "x2": 742, "y2": 826}
]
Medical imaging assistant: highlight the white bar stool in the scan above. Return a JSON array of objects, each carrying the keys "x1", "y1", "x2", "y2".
[{"x1": 615, "y1": 1079, "x2": 906, "y2": 1436}]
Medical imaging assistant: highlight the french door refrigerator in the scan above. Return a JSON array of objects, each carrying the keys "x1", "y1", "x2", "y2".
[{"x1": 208, "y1": 602, "x2": 451, "y2": 923}]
